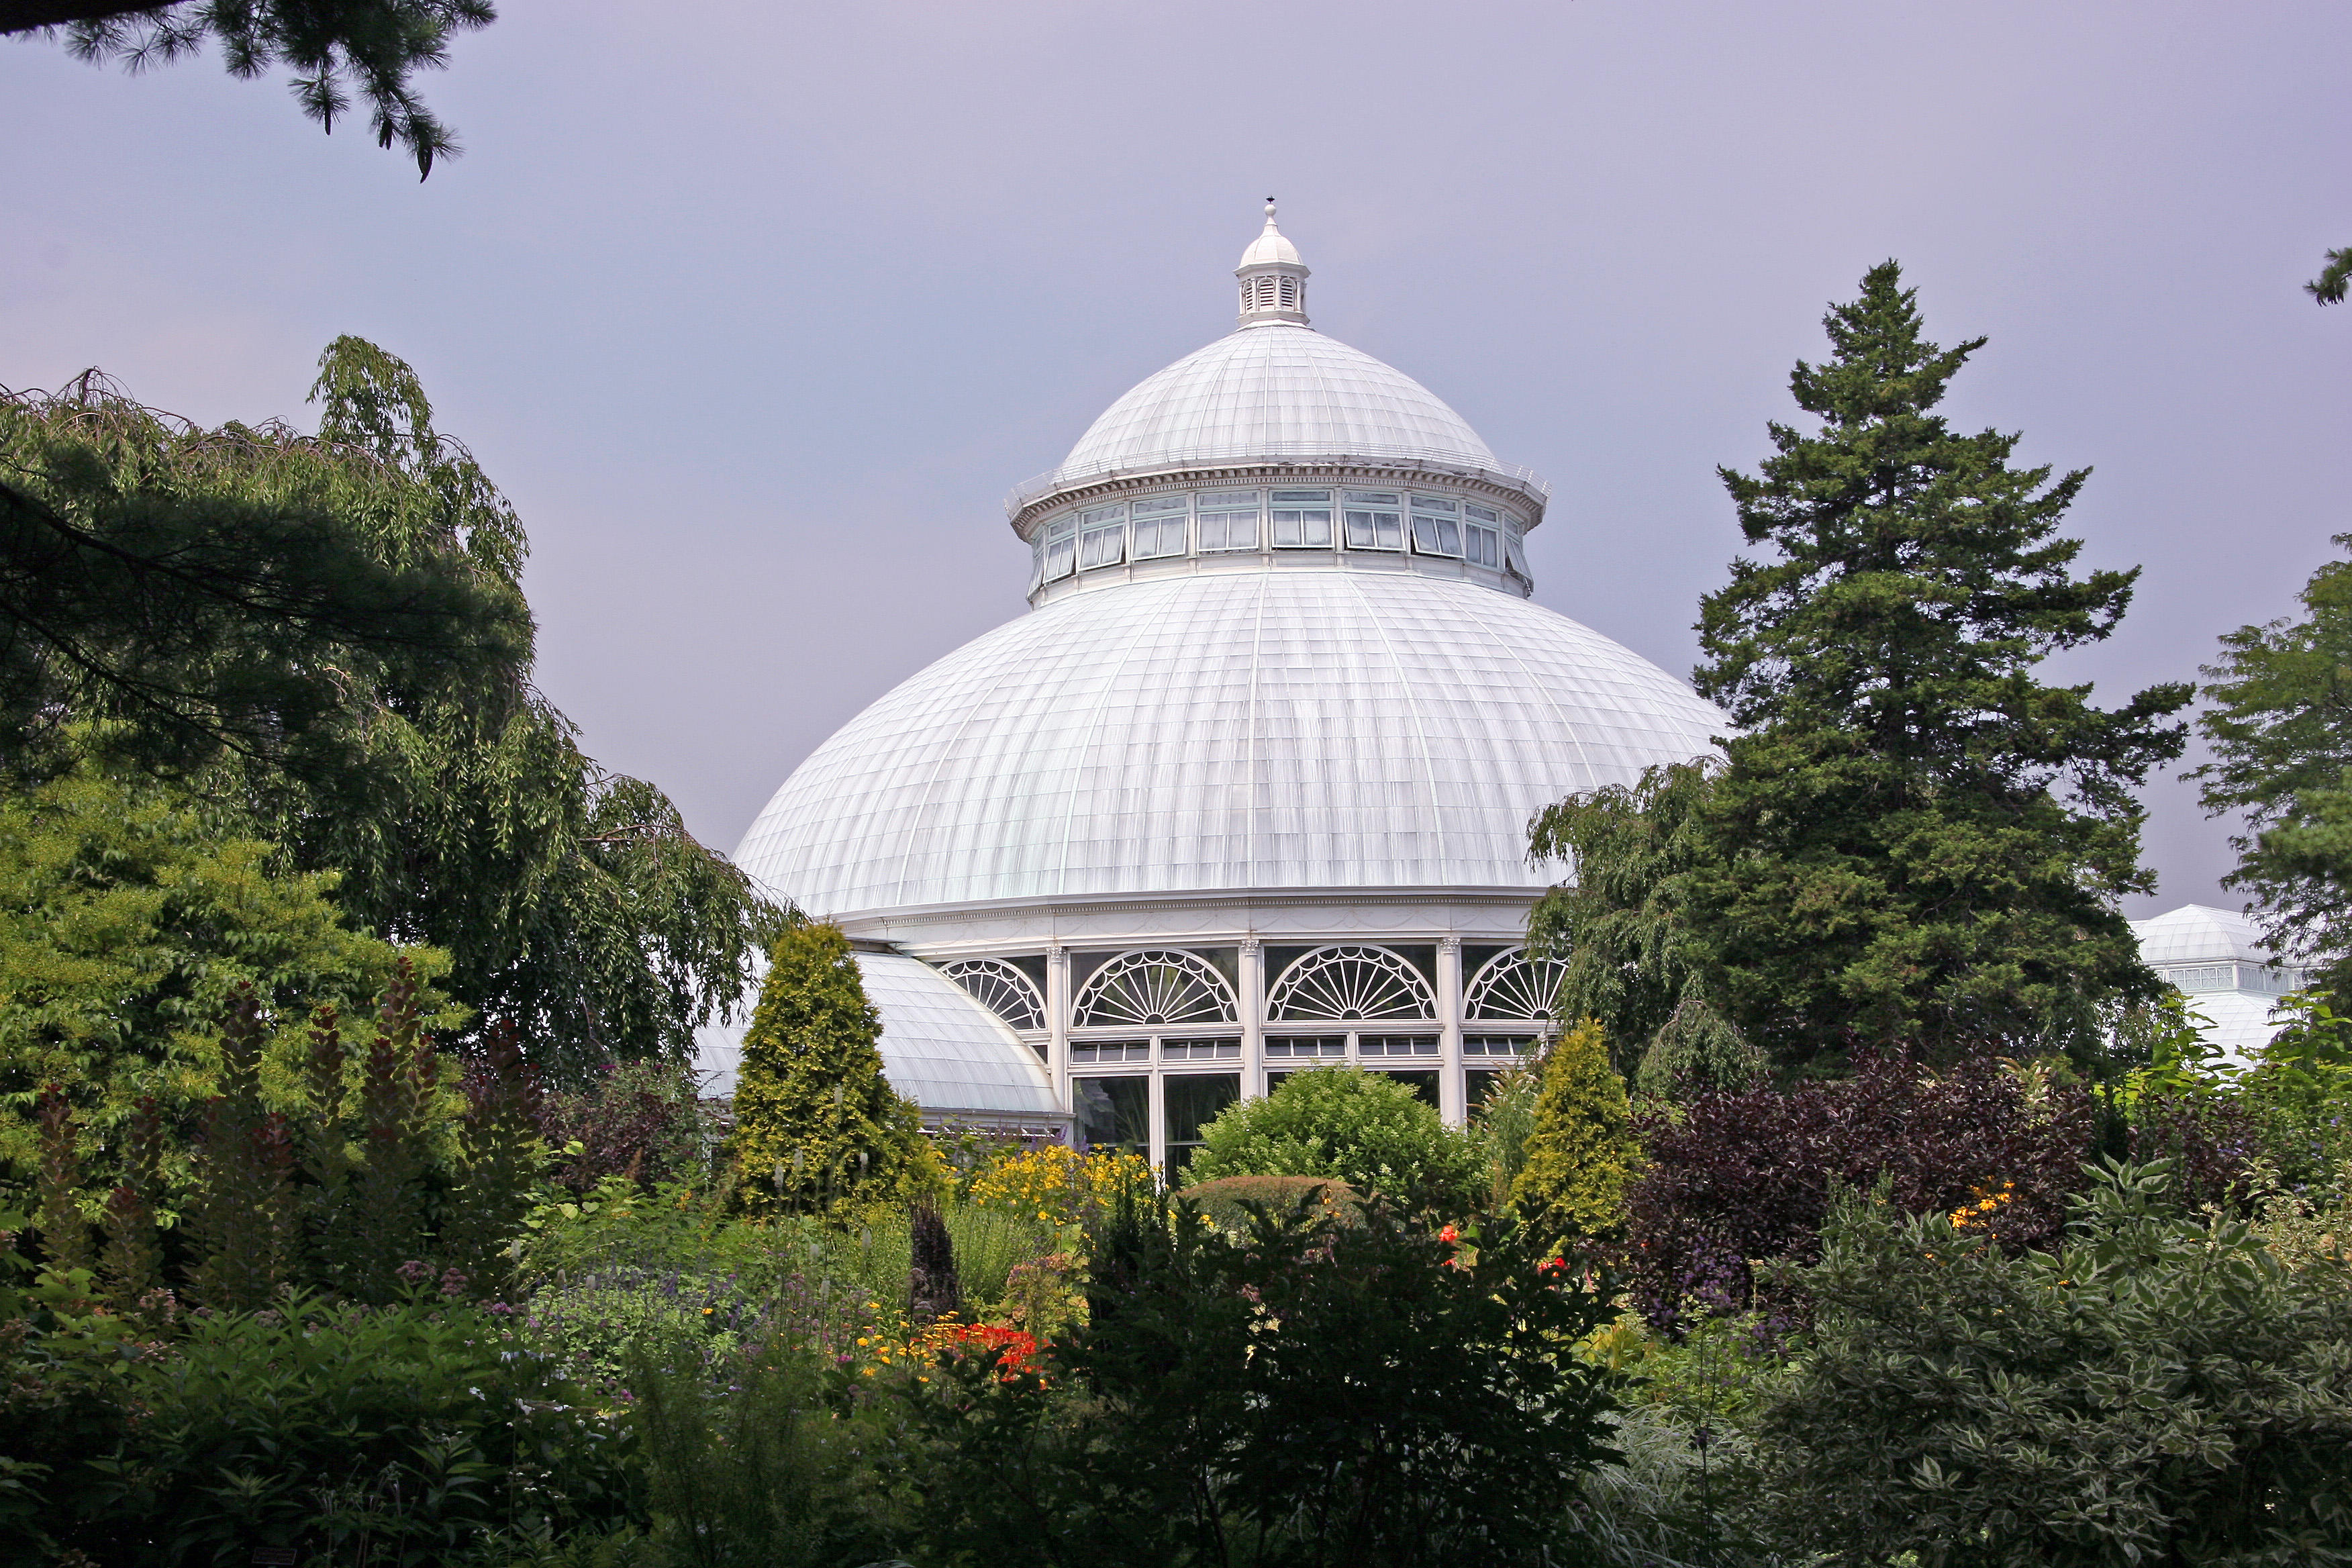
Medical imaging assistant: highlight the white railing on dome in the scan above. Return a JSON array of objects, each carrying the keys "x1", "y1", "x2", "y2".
[{"x1": 1003, "y1": 448, "x2": 1554, "y2": 519}]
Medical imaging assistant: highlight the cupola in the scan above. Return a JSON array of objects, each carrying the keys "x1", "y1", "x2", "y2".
[{"x1": 1236, "y1": 199, "x2": 1310, "y2": 326}]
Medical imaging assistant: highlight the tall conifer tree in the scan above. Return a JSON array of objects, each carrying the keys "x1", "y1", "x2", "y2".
[
  {"x1": 1538, "y1": 263, "x2": 2188, "y2": 1072},
  {"x1": 2193, "y1": 536, "x2": 2352, "y2": 988},
  {"x1": 730, "y1": 924, "x2": 936, "y2": 1216}
]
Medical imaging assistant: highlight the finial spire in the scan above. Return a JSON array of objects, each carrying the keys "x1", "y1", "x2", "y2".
[{"x1": 1236, "y1": 200, "x2": 1309, "y2": 327}]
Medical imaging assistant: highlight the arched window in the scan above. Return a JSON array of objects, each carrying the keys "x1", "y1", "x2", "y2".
[
  {"x1": 1267, "y1": 946, "x2": 1434, "y2": 1022},
  {"x1": 1463, "y1": 949, "x2": 1569, "y2": 1022},
  {"x1": 938, "y1": 959, "x2": 1045, "y2": 1032},
  {"x1": 1074, "y1": 950, "x2": 1236, "y2": 1028}
]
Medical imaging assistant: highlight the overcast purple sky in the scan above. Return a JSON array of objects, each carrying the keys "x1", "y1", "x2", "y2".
[{"x1": 5, "y1": 0, "x2": 2347, "y2": 916}]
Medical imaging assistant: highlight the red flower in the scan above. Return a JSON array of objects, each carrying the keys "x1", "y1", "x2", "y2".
[{"x1": 1438, "y1": 1224, "x2": 1460, "y2": 1245}]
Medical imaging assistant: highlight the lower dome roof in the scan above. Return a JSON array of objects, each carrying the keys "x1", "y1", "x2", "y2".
[{"x1": 735, "y1": 570, "x2": 1725, "y2": 918}]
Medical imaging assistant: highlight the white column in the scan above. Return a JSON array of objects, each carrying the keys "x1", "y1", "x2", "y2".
[
  {"x1": 1240, "y1": 938, "x2": 1266, "y2": 1097},
  {"x1": 1438, "y1": 936, "x2": 1465, "y2": 1126},
  {"x1": 1047, "y1": 945, "x2": 1072, "y2": 1120},
  {"x1": 1147, "y1": 1071, "x2": 1167, "y2": 1174}
]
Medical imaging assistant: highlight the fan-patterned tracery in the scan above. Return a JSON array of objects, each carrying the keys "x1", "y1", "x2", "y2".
[
  {"x1": 938, "y1": 959, "x2": 1046, "y2": 1032},
  {"x1": 1267, "y1": 946, "x2": 1434, "y2": 1022},
  {"x1": 1463, "y1": 949, "x2": 1568, "y2": 1022},
  {"x1": 1074, "y1": 950, "x2": 1235, "y2": 1028}
]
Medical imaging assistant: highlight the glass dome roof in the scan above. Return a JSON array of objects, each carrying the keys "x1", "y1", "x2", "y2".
[{"x1": 734, "y1": 569, "x2": 1725, "y2": 918}]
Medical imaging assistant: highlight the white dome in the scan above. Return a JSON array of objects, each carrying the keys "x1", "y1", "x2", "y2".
[
  {"x1": 1046, "y1": 324, "x2": 1505, "y2": 493},
  {"x1": 735, "y1": 569, "x2": 1724, "y2": 918},
  {"x1": 1238, "y1": 210, "x2": 1302, "y2": 268},
  {"x1": 2128, "y1": 903, "x2": 2269, "y2": 967}
]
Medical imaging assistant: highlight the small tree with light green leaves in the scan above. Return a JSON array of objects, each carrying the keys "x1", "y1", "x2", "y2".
[
  {"x1": 730, "y1": 924, "x2": 940, "y2": 1218},
  {"x1": 1512, "y1": 1019, "x2": 1642, "y2": 1243}
]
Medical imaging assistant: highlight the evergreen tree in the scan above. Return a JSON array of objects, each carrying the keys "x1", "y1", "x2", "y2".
[
  {"x1": 1511, "y1": 1020, "x2": 1640, "y2": 1242},
  {"x1": 2194, "y1": 536, "x2": 2352, "y2": 989},
  {"x1": 1535, "y1": 262, "x2": 2188, "y2": 1071},
  {"x1": 2, "y1": 0, "x2": 495, "y2": 177},
  {"x1": 730, "y1": 924, "x2": 937, "y2": 1218}
]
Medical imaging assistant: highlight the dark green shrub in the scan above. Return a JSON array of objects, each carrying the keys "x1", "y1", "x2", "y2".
[
  {"x1": 1746, "y1": 1161, "x2": 2352, "y2": 1563},
  {"x1": 1183, "y1": 1065, "x2": 1483, "y2": 1212},
  {"x1": 6, "y1": 1294, "x2": 640, "y2": 1565},
  {"x1": 903, "y1": 1185, "x2": 1620, "y2": 1567}
]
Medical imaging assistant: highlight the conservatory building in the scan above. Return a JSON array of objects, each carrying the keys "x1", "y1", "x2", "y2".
[{"x1": 697, "y1": 207, "x2": 1726, "y2": 1169}]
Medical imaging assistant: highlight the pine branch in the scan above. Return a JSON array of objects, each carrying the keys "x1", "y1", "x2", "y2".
[
  {"x1": 0, "y1": 1, "x2": 175, "y2": 31},
  {"x1": 2309, "y1": 248, "x2": 2352, "y2": 307}
]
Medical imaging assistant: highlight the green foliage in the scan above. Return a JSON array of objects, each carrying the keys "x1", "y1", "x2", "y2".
[
  {"x1": 1183, "y1": 1064, "x2": 1483, "y2": 1211},
  {"x1": 443, "y1": 1022, "x2": 546, "y2": 1297},
  {"x1": 2196, "y1": 534, "x2": 2352, "y2": 993},
  {"x1": 624, "y1": 1340, "x2": 902, "y2": 1568},
  {"x1": 15, "y1": 0, "x2": 497, "y2": 177},
  {"x1": 1529, "y1": 760, "x2": 1731, "y2": 1080},
  {"x1": 0, "y1": 762, "x2": 440, "y2": 1207},
  {"x1": 730, "y1": 924, "x2": 938, "y2": 1218},
  {"x1": 40, "y1": 1295, "x2": 638, "y2": 1564},
  {"x1": 183, "y1": 989, "x2": 300, "y2": 1313},
  {"x1": 1512, "y1": 1019, "x2": 1641, "y2": 1242},
  {"x1": 1183, "y1": 1174, "x2": 1363, "y2": 1234},
  {"x1": 1536, "y1": 262, "x2": 2186, "y2": 1072},
  {"x1": 1469, "y1": 1065, "x2": 1540, "y2": 1213},
  {"x1": 1747, "y1": 1161, "x2": 2352, "y2": 1563}
]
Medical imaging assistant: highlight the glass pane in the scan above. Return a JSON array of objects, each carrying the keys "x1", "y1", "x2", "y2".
[
  {"x1": 1045, "y1": 517, "x2": 1076, "y2": 539},
  {"x1": 1410, "y1": 495, "x2": 1457, "y2": 515},
  {"x1": 1198, "y1": 490, "x2": 1257, "y2": 509},
  {"x1": 1346, "y1": 509, "x2": 1403, "y2": 550},
  {"x1": 1465, "y1": 503, "x2": 1500, "y2": 522},
  {"x1": 1079, "y1": 504, "x2": 1126, "y2": 526},
  {"x1": 1075, "y1": 1075, "x2": 1150, "y2": 1153},
  {"x1": 1080, "y1": 526, "x2": 1125, "y2": 569},
  {"x1": 1133, "y1": 495, "x2": 1187, "y2": 515},
  {"x1": 1045, "y1": 538, "x2": 1075, "y2": 579},
  {"x1": 1271, "y1": 509, "x2": 1331, "y2": 548},
  {"x1": 1132, "y1": 518, "x2": 1184, "y2": 558},
  {"x1": 1164, "y1": 1073, "x2": 1240, "y2": 1173},
  {"x1": 1344, "y1": 491, "x2": 1401, "y2": 505},
  {"x1": 1265, "y1": 1035, "x2": 1347, "y2": 1057},
  {"x1": 1270, "y1": 489, "x2": 1330, "y2": 504},
  {"x1": 1465, "y1": 525, "x2": 1498, "y2": 567},
  {"x1": 1201, "y1": 513, "x2": 1258, "y2": 551}
]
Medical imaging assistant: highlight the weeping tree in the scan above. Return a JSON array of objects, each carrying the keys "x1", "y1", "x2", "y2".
[{"x1": 2, "y1": 342, "x2": 789, "y2": 1079}]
